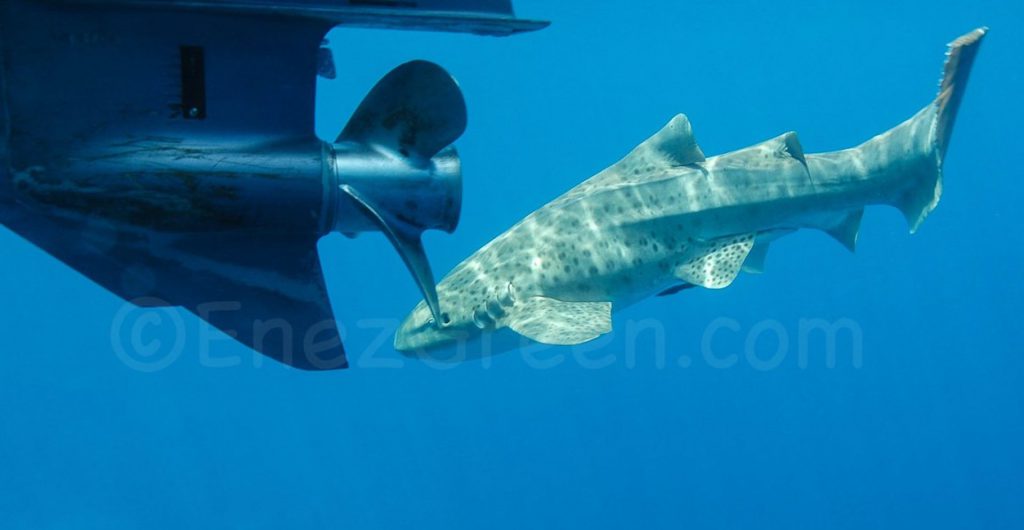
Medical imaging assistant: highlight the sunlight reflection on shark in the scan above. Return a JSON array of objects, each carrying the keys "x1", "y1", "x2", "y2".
[{"x1": 395, "y1": 28, "x2": 987, "y2": 359}]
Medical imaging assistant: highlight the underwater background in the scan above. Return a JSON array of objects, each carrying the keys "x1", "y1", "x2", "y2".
[{"x1": 0, "y1": 0, "x2": 1020, "y2": 528}]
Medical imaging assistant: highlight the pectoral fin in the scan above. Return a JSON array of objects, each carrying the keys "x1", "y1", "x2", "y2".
[
  {"x1": 675, "y1": 234, "x2": 754, "y2": 288},
  {"x1": 506, "y1": 296, "x2": 612, "y2": 345}
]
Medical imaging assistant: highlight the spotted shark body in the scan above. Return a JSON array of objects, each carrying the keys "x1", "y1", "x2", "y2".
[{"x1": 395, "y1": 28, "x2": 986, "y2": 357}]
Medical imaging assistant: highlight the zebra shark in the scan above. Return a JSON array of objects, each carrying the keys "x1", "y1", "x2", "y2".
[{"x1": 394, "y1": 28, "x2": 986, "y2": 358}]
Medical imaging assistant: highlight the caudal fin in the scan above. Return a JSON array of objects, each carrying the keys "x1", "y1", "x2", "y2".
[
  {"x1": 935, "y1": 28, "x2": 987, "y2": 160},
  {"x1": 890, "y1": 27, "x2": 987, "y2": 232}
]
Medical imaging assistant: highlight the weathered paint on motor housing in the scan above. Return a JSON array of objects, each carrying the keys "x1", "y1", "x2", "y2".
[{"x1": 0, "y1": 0, "x2": 544, "y2": 369}]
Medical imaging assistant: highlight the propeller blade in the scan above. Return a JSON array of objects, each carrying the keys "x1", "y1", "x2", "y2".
[
  {"x1": 331, "y1": 61, "x2": 467, "y2": 327},
  {"x1": 339, "y1": 183, "x2": 443, "y2": 325},
  {"x1": 338, "y1": 60, "x2": 467, "y2": 162}
]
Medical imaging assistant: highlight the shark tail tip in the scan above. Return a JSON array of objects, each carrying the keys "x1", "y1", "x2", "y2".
[
  {"x1": 896, "y1": 27, "x2": 986, "y2": 233},
  {"x1": 935, "y1": 27, "x2": 987, "y2": 159}
]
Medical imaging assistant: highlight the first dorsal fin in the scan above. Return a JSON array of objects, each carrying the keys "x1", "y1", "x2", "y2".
[
  {"x1": 602, "y1": 114, "x2": 706, "y2": 184},
  {"x1": 637, "y1": 113, "x2": 706, "y2": 166},
  {"x1": 557, "y1": 114, "x2": 705, "y2": 203}
]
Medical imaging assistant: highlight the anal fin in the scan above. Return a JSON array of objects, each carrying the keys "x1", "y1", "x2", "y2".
[
  {"x1": 823, "y1": 209, "x2": 863, "y2": 252},
  {"x1": 506, "y1": 296, "x2": 611, "y2": 346}
]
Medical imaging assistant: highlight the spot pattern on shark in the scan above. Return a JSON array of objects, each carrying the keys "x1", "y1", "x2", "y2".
[{"x1": 394, "y1": 27, "x2": 987, "y2": 358}]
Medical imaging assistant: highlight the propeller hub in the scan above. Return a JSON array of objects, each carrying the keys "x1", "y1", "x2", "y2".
[{"x1": 328, "y1": 141, "x2": 461, "y2": 236}]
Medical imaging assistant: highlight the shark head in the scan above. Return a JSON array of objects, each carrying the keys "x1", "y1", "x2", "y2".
[
  {"x1": 394, "y1": 298, "x2": 471, "y2": 354},
  {"x1": 394, "y1": 278, "x2": 526, "y2": 358}
]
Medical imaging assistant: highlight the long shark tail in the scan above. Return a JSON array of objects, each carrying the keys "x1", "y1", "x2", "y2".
[
  {"x1": 934, "y1": 28, "x2": 988, "y2": 162},
  {"x1": 863, "y1": 27, "x2": 987, "y2": 232}
]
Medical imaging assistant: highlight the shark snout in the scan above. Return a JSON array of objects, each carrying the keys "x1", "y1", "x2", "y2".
[
  {"x1": 394, "y1": 300, "x2": 465, "y2": 355},
  {"x1": 395, "y1": 295, "x2": 508, "y2": 362},
  {"x1": 394, "y1": 302, "x2": 431, "y2": 353}
]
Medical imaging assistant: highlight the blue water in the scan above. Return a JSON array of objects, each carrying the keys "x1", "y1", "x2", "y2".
[{"x1": 1, "y1": 1, "x2": 1020, "y2": 528}]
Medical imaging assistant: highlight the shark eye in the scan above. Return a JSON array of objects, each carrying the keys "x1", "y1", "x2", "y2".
[{"x1": 440, "y1": 312, "x2": 452, "y2": 325}]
